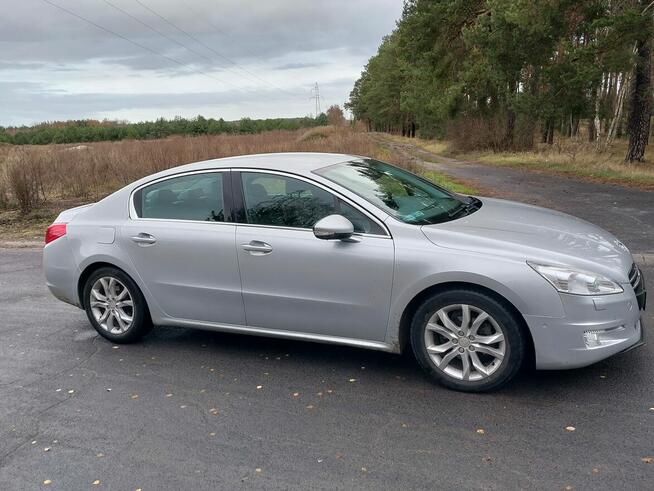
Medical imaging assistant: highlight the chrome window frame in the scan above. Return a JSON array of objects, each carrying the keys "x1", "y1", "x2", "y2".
[{"x1": 233, "y1": 168, "x2": 391, "y2": 238}]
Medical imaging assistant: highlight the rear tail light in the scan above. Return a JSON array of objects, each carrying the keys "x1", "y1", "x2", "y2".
[{"x1": 45, "y1": 223, "x2": 67, "y2": 245}]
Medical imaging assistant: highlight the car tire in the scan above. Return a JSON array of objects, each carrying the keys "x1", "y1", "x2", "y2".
[
  {"x1": 83, "y1": 267, "x2": 153, "y2": 344},
  {"x1": 410, "y1": 288, "x2": 526, "y2": 392}
]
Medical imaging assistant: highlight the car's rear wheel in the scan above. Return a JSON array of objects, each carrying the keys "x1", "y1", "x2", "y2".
[
  {"x1": 83, "y1": 267, "x2": 153, "y2": 343},
  {"x1": 410, "y1": 289, "x2": 526, "y2": 392}
]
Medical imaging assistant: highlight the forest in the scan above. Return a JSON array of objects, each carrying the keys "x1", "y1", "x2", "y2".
[
  {"x1": 0, "y1": 114, "x2": 329, "y2": 145},
  {"x1": 346, "y1": 0, "x2": 653, "y2": 162}
]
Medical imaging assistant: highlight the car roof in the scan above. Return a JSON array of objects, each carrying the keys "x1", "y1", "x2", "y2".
[{"x1": 159, "y1": 152, "x2": 364, "y2": 176}]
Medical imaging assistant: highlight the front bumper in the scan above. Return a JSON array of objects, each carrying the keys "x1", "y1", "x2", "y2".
[{"x1": 525, "y1": 285, "x2": 646, "y2": 370}]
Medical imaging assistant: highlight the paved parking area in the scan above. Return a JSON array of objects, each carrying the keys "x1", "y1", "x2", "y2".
[{"x1": 0, "y1": 247, "x2": 652, "y2": 490}]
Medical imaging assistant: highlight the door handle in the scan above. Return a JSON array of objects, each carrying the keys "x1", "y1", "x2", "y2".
[
  {"x1": 241, "y1": 241, "x2": 273, "y2": 255},
  {"x1": 131, "y1": 233, "x2": 157, "y2": 245}
]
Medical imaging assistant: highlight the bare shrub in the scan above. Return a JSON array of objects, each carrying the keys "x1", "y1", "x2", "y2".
[{"x1": 6, "y1": 150, "x2": 45, "y2": 212}]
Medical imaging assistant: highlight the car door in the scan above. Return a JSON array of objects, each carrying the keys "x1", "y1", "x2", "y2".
[
  {"x1": 122, "y1": 170, "x2": 245, "y2": 326},
  {"x1": 234, "y1": 170, "x2": 394, "y2": 341}
]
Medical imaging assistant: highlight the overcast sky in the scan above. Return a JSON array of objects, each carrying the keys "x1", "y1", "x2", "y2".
[{"x1": 0, "y1": 0, "x2": 402, "y2": 126}]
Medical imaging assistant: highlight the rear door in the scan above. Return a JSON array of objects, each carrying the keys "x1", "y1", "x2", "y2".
[
  {"x1": 233, "y1": 170, "x2": 394, "y2": 341},
  {"x1": 122, "y1": 170, "x2": 245, "y2": 325}
]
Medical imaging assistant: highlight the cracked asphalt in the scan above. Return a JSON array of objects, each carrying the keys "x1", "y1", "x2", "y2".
[{"x1": 1, "y1": 162, "x2": 654, "y2": 489}]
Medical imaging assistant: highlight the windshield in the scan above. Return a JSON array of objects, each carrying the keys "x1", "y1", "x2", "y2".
[{"x1": 315, "y1": 159, "x2": 478, "y2": 225}]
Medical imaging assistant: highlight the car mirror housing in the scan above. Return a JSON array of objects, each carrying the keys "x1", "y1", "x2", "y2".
[{"x1": 313, "y1": 214, "x2": 354, "y2": 241}]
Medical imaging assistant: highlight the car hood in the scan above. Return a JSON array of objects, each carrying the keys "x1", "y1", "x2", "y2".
[{"x1": 421, "y1": 197, "x2": 633, "y2": 282}]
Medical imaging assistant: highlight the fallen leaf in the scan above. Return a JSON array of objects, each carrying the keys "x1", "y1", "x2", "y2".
[
  {"x1": 565, "y1": 426, "x2": 576, "y2": 432},
  {"x1": 642, "y1": 457, "x2": 653, "y2": 464},
  {"x1": 476, "y1": 429, "x2": 485, "y2": 435}
]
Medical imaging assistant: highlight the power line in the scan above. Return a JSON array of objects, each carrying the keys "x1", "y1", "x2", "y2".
[
  {"x1": 183, "y1": 2, "x2": 271, "y2": 69},
  {"x1": 132, "y1": 0, "x2": 298, "y2": 98},
  {"x1": 40, "y1": 0, "x2": 239, "y2": 91},
  {"x1": 99, "y1": 0, "x2": 211, "y2": 67}
]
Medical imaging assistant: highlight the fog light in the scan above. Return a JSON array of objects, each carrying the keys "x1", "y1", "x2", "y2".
[{"x1": 583, "y1": 330, "x2": 603, "y2": 348}]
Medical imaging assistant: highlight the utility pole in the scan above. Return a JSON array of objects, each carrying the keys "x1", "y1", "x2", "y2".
[{"x1": 310, "y1": 83, "x2": 321, "y2": 118}]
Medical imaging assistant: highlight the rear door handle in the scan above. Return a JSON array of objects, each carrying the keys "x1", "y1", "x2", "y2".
[
  {"x1": 241, "y1": 241, "x2": 273, "y2": 255},
  {"x1": 131, "y1": 233, "x2": 157, "y2": 245}
]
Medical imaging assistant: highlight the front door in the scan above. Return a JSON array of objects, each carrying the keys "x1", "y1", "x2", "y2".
[
  {"x1": 123, "y1": 170, "x2": 245, "y2": 326},
  {"x1": 235, "y1": 171, "x2": 394, "y2": 341}
]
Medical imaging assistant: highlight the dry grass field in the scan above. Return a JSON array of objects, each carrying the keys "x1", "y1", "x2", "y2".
[{"x1": 0, "y1": 127, "x2": 474, "y2": 241}]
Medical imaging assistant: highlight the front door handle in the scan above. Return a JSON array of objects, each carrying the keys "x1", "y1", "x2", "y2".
[
  {"x1": 131, "y1": 233, "x2": 157, "y2": 245},
  {"x1": 241, "y1": 241, "x2": 273, "y2": 255}
]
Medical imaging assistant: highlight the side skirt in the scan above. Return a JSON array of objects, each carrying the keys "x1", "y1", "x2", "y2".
[{"x1": 157, "y1": 318, "x2": 399, "y2": 353}]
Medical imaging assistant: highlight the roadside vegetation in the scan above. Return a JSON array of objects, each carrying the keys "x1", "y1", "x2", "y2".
[
  {"x1": 0, "y1": 126, "x2": 476, "y2": 241},
  {"x1": 347, "y1": 1, "x2": 653, "y2": 164},
  {"x1": 387, "y1": 134, "x2": 654, "y2": 188}
]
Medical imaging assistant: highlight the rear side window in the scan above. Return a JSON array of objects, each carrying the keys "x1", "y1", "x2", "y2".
[{"x1": 135, "y1": 173, "x2": 225, "y2": 222}]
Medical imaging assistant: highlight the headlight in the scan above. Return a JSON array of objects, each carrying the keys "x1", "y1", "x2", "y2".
[{"x1": 527, "y1": 262, "x2": 623, "y2": 295}]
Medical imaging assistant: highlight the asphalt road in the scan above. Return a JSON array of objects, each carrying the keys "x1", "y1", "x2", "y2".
[
  {"x1": 0, "y1": 246, "x2": 653, "y2": 490},
  {"x1": 2, "y1": 151, "x2": 654, "y2": 490}
]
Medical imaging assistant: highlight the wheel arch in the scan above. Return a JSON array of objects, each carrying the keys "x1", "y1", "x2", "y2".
[
  {"x1": 77, "y1": 261, "x2": 141, "y2": 310},
  {"x1": 397, "y1": 281, "x2": 535, "y2": 366}
]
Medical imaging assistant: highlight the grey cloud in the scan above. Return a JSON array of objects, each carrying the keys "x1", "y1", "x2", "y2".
[{"x1": 0, "y1": 0, "x2": 402, "y2": 125}]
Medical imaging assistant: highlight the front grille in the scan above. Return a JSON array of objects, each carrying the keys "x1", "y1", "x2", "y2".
[{"x1": 628, "y1": 263, "x2": 646, "y2": 311}]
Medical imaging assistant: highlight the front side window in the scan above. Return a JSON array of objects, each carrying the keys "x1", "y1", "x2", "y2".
[
  {"x1": 135, "y1": 172, "x2": 225, "y2": 222},
  {"x1": 315, "y1": 159, "x2": 478, "y2": 225},
  {"x1": 241, "y1": 172, "x2": 384, "y2": 234}
]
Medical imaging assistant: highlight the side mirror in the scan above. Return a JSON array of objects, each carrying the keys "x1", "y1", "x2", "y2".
[{"x1": 313, "y1": 214, "x2": 354, "y2": 241}]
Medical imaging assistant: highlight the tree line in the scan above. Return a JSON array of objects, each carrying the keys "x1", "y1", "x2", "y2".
[
  {"x1": 347, "y1": 0, "x2": 653, "y2": 162},
  {"x1": 0, "y1": 115, "x2": 329, "y2": 146}
]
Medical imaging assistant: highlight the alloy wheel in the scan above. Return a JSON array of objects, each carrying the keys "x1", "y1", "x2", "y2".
[
  {"x1": 89, "y1": 276, "x2": 134, "y2": 335},
  {"x1": 423, "y1": 304, "x2": 506, "y2": 381}
]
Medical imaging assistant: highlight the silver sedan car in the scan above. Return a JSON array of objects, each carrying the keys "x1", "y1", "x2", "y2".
[{"x1": 43, "y1": 153, "x2": 646, "y2": 391}]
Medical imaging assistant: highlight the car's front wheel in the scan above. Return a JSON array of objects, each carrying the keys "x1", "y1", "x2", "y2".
[
  {"x1": 83, "y1": 267, "x2": 153, "y2": 343},
  {"x1": 410, "y1": 289, "x2": 526, "y2": 392}
]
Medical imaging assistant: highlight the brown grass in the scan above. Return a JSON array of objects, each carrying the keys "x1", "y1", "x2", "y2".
[{"x1": 2, "y1": 127, "x2": 474, "y2": 240}]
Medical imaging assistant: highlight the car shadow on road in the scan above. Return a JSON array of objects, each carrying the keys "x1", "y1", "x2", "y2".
[{"x1": 111, "y1": 324, "x2": 649, "y2": 404}]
